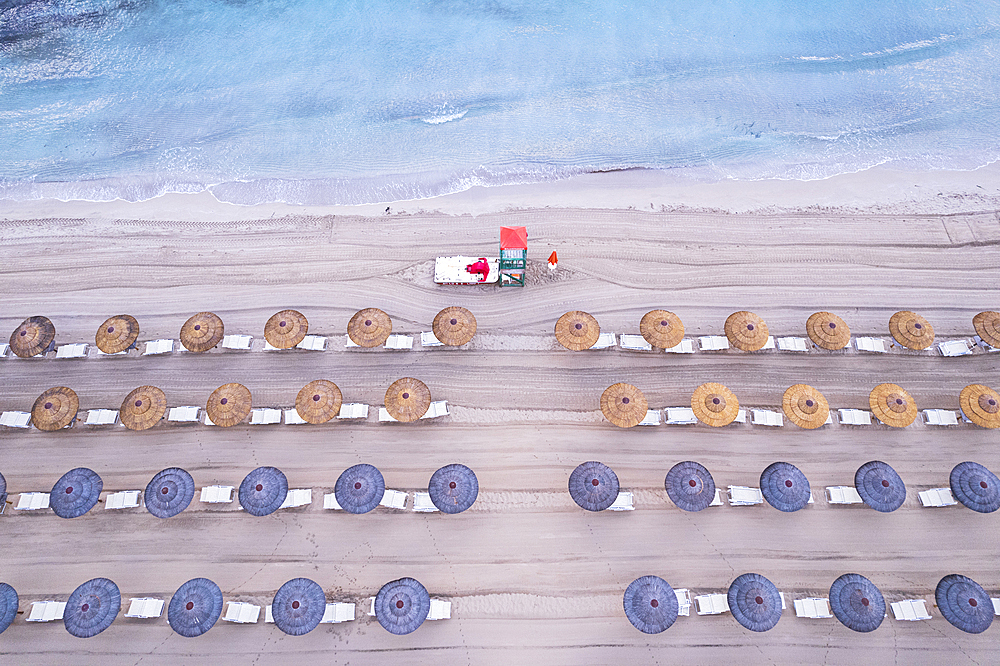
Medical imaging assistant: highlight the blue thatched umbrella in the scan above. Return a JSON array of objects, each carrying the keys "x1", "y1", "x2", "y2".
[
  {"x1": 936, "y1": 574, "x2": 994, "y2": 634},
  {"x1": 50, "y1": 468, "x2": 103, "y2": 519},
  {"x1": 623, "y1": 576, "x2": 678, "y2": 634},
  {"x1": 728, "y1": 573, "x2": 782, "y2": 632},
  {"x1": 759, "y1": 462, "x2": 811, "y2": 512},
  {"x1": 829, "y1": 574, "x2": 885, "y2": 632},
  {"x1": 239, "y1": 466, "x2": 288, "y2": 517},
  {"x1": 167, "y1": 578, "x2": 223, "y2": 638},
  {"x1": 950, "y1": 462, "x2": 1000, "y2": 514},
  {"x1": 64, "y1": 578, "x2": 120, "y2": 638},
  {"x1": 665, "y1": 461, "x2": 716, "y2": 512},
  {"x1": 428, "y1": 464, "x2": 479, "y2": 514},
  {"x1": 145, "y1": 467, "x2": 195, "y2": 519},
  {"x1": 0, "y1": 583, "x2": 17, "y2": 634},
  {"x1": 375, "y1": 578, "x2": 430, "y2": 635},
  {"x1": 272, "y1": 578, "x2": 326, "y2": 636},
  {"x1": 335, "y1": 464, "x2": 385, "y2": 514},
  {"x1": 854, "y1": 461, "x2": 905, "y2": 512},
  {"x1": 568, "y1": 461, "x2": 619, "y2": 512}
]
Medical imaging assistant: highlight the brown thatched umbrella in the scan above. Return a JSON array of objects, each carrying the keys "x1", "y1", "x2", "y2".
[
  {"x1": 31, "y1": 387, "x2": 79, "y2": 431},
  {"x1": 384, "y1": 378, "x2": 431, "y2": 422},
  {"x1": 119, "y1": 386, "x2": 167, "y2": 431},
  {"x1": 600, "y1": 383, "x2": 648, "y2": 428},
  {"x1": 806, "y1": 311, "x2": 851, "y2": 350},
  {"x1": 554, "y1": 311, "x2": 600, "y2": 351},
  {"x1": 9, "y1": 316, "x2": 55, "y2": 358},
  {"x1": 640, "y1": 310, "x2": 684, "y2": 349},
  {"x1": 432, "y1": 307, "x2": 477, "y2": 346},
  {"x1": 295, "y1": 380, "x2": 342, "y2": 424},
  {"x1": 959, "y1": 384, "x2": 1000, "y2": 429},
  {"x1": 725, "y1": 311, "x2": 769, "y2": 351},
  {"x1": 973, "y1": 311, "x2": 1000, "y2": 348},
  {"x1": 264, "y1": 309, "x2": 308, "y2": 349},
  {"x1": 179, "y1": 312, "x2": 224, "y2": 353},
  {"x1": 348, "y1": 308, "x2": 392, "y2": 347},
  {"x1": 691, "y1": 383, "x2": 740, "y2": 427},
  {"x1": 889, "y1": 311, "x2": 934, "y2": 350},
  {"x1": 781, "y1": 384, "x2": 830, "y2": 429},
  {"x1": 95, "y1": 315, "x2": 139, "y2": 354},
  {"x1": 205, "y1": 383, "x2": 252, "y2": 427},
  {"x1": 869, "y1": 383, "x2": 917, "y2": 428}
]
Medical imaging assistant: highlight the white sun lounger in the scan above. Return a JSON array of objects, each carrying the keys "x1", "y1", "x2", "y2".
[
  {"x1": 733, "y1": 409, "x2": 747, "y2": 424},
  {"x1": 751, "y1": 409, "x2": 784, "y2": 427},
  {"x1": 27, "y1": 601, "x2": 66, "y2": 622},
  {"x1": 761, "y1": 336, "x2": 775, "y2": 350},
  {"x1": 200, "y1": 486, "x2": 234, "y2": 504},
  {"x1": 143, "y1": 339, "x2": 174, "y2": 355},
  {"x1": 412, "y1": 492, "x2": 438, "y2": 513},
  {"x1": 0, "y1": 411, "x2": 32, "y2": 428},
  {"x1": 838, "y1": 409, "x2": 873, "y2": 426},
  {"x1": 367, "y1": 597, "x2": 377, "y2": 616},
  {"x1": 421, "y1": 332, "x2": 445, "y2": 347},
  {"x1": 105, "y1": 490, "x2": 141, "y2": 510},
  {"x1": 421, "y1": 401, "x2": 450, "y2": 419},
  {"x1": 296, "y1": 335, "x2": 327, "y2": 351},
  {"x1": 664, "y1": 339, "x2": 695, "y2": 354},
  {"x1": 618, "y1": 334, "x2": 651, "y2": 351},
  {"x1": 664, "y1": 407, "x2": 698, "y2": 425},
  {"x1": 728, "y1": 486, "x2": 764, "y2": 506},
  {"x1": 323, "y1": 493, "x2": 342, "y2": 510},
  {"x1": 992, "y1": 598, "x2": 1000, "y2": 615},
  {"x1": 221, "y1": 334, "x2": 252, "y2": 350},
  {"x1": 794, "y1": 598, "x2": 833, "y2": 619},
  {"x1": 380, "y1": 489, "x2": 407, "y2": 510},
  {"x1": 855, "y1": 337, "x2": 888, "y2": 353},
  {"x1": 279, "y1": 489, "x2": 312, "y2": 509},
  {"x1": 15, "y1": 492, "x2": 50, "y2": 510},
  {"x1": 250, "y1": 408, "x2": 282, "y2": 425},
  {"x1": 284, "y1": 409, "x2": 306, "y2": 425},
  {"x1": 675, "y1": 589, "x2": 692, "y2": 616},
  {"x1": 337, "y1": 403, "x2": 369, "y2": 419},
  {"x1": 923, "y1": 409, "x2": 958, "y2": 426},
  {"x1": 709, "y1": 488, "x2": 724, "y2": 507},
  {"x1": 125, "y1": 598, "x2": 164, "y2": 618},
  {"x1": 86, "y1": 409, "x2": 119, "y2": 426},
  {"x1": 777, "y1": 337, "x2": 809, "y2": 352},
  {"x1": 0, "y1": 343, "x2": 8, "y2": 358},
  {"x1": 222, "y1": 602, "x2": 260, "y2": 623},
  {"x1": 699, "y1": 336, "x2": 729, "y2": 351},
  {"x1": 826, "y1": 486, "x2": 864, "y2": 504},
  {"x1": 321, "y1": 602, "x2": 356, "y2": 623},
  {"x1": 938, "y1": 339, "x2": 974, "y2": 357},
  {"x1": 695, "y1": 593, "x2": 730, "y2": 615},
  {"x1": 891, "y1": 600, "x2": 931, "y2": 621},
  {"x1": 637, "y1": 409, "x2": 661, "y2": 426},
  {"x1": 167, "y1": 406, "x2": 200, "y2": 423},
  {"x1": 590, "y1": 332, "x2": 616, "y2": 349},
  {"x1": 56, "y1": 343, "x2": 88, "y2": 359},
  {"x1": 974, "y1": 336, "x2": 1000, "y2": 352},
  {"x1": 918, "y1": 488, "x2": 957, "y2": 507},
  {"x1": 203, "y1": 412, "x2": 216, "y2": 426},
  {"x1": 428, "y1": 599, "x2": 452, "y2": 620},
  {"x1": 384, "y1": 334, "x2": 414, "y2": 350},
  {"x1": 608, "y1": 491, "x2": 635, "y2": 511}
]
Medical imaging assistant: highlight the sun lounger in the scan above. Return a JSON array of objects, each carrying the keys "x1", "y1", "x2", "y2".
[
  {"x1": 664, "y1": 407, "x2": 698, "y2": 425},
  {"x1": 826, "y1": 486, "x2": 864, "y2": 504},
  {"x1": 379, "y1": 408, "x2": 397, "y2": 422},
  {"x1": 608, "y1": 491, "x2": 635, "y2": 511},
  {"x1": 421, "y1": 401, "x2": 450, "y2": 419},
  {"x1": 337, "y1": 403, "x2": 369, "y2": 419},
  {"x1": 891, "y1": 600, "x2": 931, "y2": 621},
  {"x1": 427, "y1": 599, "x2": 452, "y2": 620},
  {"x1": 618, "y1": 334, "x2": 651, "y2": 351},
  {"x1": 279, "y1": 489, "x2": 312, "y2": 509},
  {"x1": 695, "y1": 593, "x2": 730, "y2": 615},
  {"x1": 675, "y1": 589, "x2": 692, "y2": 617},
  {"x1": 105, "y1": 490, "x2": 141, "y2": 510},
  {"x1": 167, "y1": 406, "x2": 200, "y2": 423},
  {"x1": 15, "y1": 492, "x2": 50, "y2": 510},
  {"x1": 0, "y1": 411, "x2": 32, "y2": 428},
  {"x1": 412, "y1": 492, "x2": 438, "y2": 513},
  {"x1": 320, "y1": 602, "x2": 356, "y2": 623},
  {"x1": 733, "y1": 409, "x2": 747, "y2": 424},
  {"x1": 222, "y1": 602, "x2": 260, "y2": 624},
  {"x1": 345, "y1": 335, "x2": 359, "y2": 348},
  {"x1": 250, "y1": 408, "x2": 282, "y2": 425},
  {"x1": 855, "y1": 337, "x2": 888, "y2": 353},
  {"x1": 751, "y1": 409, "x2": 783, "y2": 427},
  {"x1": 918, "y1": 488, "x2": 957, "y2": 507},
  {"x1": 380, "y1": 489, "x2": 407, "y2": 510},
  {"x1": 203, "y1": 412, "x2": 217, "y2": 426},
  {"x1": 699, "y1": 336, "x2": 729, "y2": 351},
  {"x1": 384, "y1": 334, "x2": 414, "y2": 350},
  {"x1": 125, "y1": 598, "x2": 164, "y2": 618},
  {"x1": 27, "y1": 601, "x2": 66, "y2": 622},
  {"x1": 923, "y1": 409, "x2": 958, "y2": 426},
  {"x1": 709, "y1": 488, "x2": 724, "y2": 507},
  {"x1": 728, "y1": 486, "x2": 764, "y2": 506},
  {"x1": 992, "y1": 598, "x2": 1000, "y2": 615},
  {"x1": 0, "y1": 343, "x2": 8, "y2": 358},
  {"x1": 366, "y1": 597, "x2": 377, "y2": 616},
  {"x1": 86, "y1": 409, "x2": 119, "y2": 426},
  {"x1": 974, "y1": 336, "x2": 1000, "y2": 352},
  {"x1": 221, "y1": 334, "x2": 252, "y2": 350},
  {"x1": 56, "y1": 343, "x2": 88, "y2": 359},
  {"x1": 323, "y1": 492, "x2": 342, "y2": 510},
  {"x1": 296, "y1": 335, "x2": 327, "y2": 351},
  {"x1": 838, "y1": 409, "x2": 873, "y2": 426},
  {"x1": 421, "y1": 332, "x2": 445, "y2": 347},
  {"x1": 938, "y1": 339, "x2": 974, "y2": 357},
  {"x1": 587, "y1": 332, "x2": 615, "y2": 349},
  {"x1": 284, "y1": 409, "x2": 306, "y2": 424},
  {"x1": 96, "y1": 345, "x2": 129, "y2": 356},
  {"x1": 661, "y1": 339, "x2": 692, "y2": 354},
  {"x1": 200, "y1": 486, "x2": 234, "y2": 504},
  {"x1": 794, "y1": 598, "x2": 833, "y2": 619},
  {"x1": 761, "y1": 336, "x2": 775, "y2": 350},
  {"x1": 637, "y1": 409, "x2": 660, "y2": 426},
  {"x1": 143, "y1": 339, "x2": 174, "y2": 355},
  {"x1": 777, "y1": 337, "x2": 809, "y2": 352}
]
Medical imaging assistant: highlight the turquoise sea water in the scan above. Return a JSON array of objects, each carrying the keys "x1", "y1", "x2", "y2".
[{"x1": 1, "y1": 0, "x2": 999, "y2": 205}]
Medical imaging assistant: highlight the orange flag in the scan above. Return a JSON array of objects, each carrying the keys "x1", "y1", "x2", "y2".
[{"x1": 548, "y1": 251, "x2": 558, "y2": 265}]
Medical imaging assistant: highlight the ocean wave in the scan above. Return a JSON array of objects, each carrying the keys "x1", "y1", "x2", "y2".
[{"x1": 420, "y1": 109, "x2": 468, "y2": 124}]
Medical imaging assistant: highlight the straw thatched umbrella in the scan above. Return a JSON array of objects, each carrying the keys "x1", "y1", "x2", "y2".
[
  {"x1": 295, "y1": 380, "x2": 342, "y2": 424},
  {"x1": 64, "y1": 578, "x2": 120, "y2": 638},
  {"x1": 428, "y1": 464, "x2": 479, "y2": 514},
  {"x1": 145, "y1": 467, "x2": 196, "y2": 519},
  {"x1": 0, "y1": 583, "x2": 17, "y2": 635},
  {"x1": 31, "y1": 386, "x2": 79, "y2": 431},
  {"x1": 888, "y1": 310, "x2": 934, "y2": 350},
  {"x1": 868, "y1": 383, "x2": 917, "y2": 428},
  {"x1": 781, "y1": 384, "x2": 829, "y2": 429},
  {"x1": 568, "y1": 461, "x2": 620, "y2": 512},
  {"x1": 554, "y1": 311, "x2": 600, "y2": 351},
  {"x1": 973, "y1": 311, "x2": 1000, "y2": 348},
  {"x1": 935, "y1": 574, "x2": 994, "y2": 634},
  {"x1": 119, "y1": 386, "x2": 167, "y2": 431},
  {"x1": 665, "y1": 461, "x2": 716, "y2": 512},
  {"x1": 600, "y1": 383, "x2": 648, "y2": 428},
  {"x1": 334, "y1": 464, "x2": 385, "y2": 514},
  {"x1": 384, "y1": 377, "x2": 431, "y2": 422},
  {"x1": 855, "y1": 461, "x2": 906, "y2": 513},
  {"x1": 9, "y1": 316, "x2": 55, "y2": 358},
  {"x1": 759, "y1": 462, "x2": 811, "y2": 513},
  {"x1": 623, "y1": 576, "x2": 678, "y2": 634},
  {"x1": 374, "y1": 578, "x2": 430, "y2": 635},
  {"x1": 725, "y1": 311, "x2": 770, "y2": 351},
  {"x1": 179, "y1": 312, "x2": 224, "y2": 353},
  {"x1": 167, "y1": 578, "x2": 223, "y2": 638},
  {"x1": 829, "y1": 574, "x2": 885, "y2": 633},
  {"x1": 264, "y1": 309, "x2": 308, "y2": 349},
  {"x1": 205, "y1": 383, "x2": 252, "y2": 427},
  {"x1": 348, "y1": 308, "x2": 392, "y2": 347},
  {"x1": 272, "y1": 578, "x2": 326, "y2": 636},
  {"x1": 50, "y1": 467, "x2": 102, "y2": 519},
  {"x1": 95, "y1": 315, "x2": 138, "y2": 354},
  {"x1": 949, "y1": 462, "x2": 1000, "y2": 514},
  {"x1": 432, "y1": 306, "x2": 477, "y2": 346},
  {"x1": 639, "y1": 310, "x2": 684, "y2": 349},
  {"x1": 958, "y1": 384, "x2": 1000, "y2": 429},
  {"x1": 239, "y1": 466, "x2": 288, "y2": 517},
  {"x1": 690, "y1": 383, "x2": 739, "y2": 427},
  {"x1": 805, "y1": 312, "x2": 850, "y2": 350},
  {"x1": 728, "y1": 573, "x2": 782, "y2": 632}
]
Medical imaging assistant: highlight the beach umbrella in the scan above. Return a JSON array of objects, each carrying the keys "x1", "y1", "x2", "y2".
[
  {"x1": 119, "y1": 385, "x2": 167, "y2": 431},
  {"x1": 728, "y1": 573, "x2": 782, "y2": 632},
  {"x1": 665, "y1": 461, "x2": 716, "y2": 512},
  {"x1": 623, "y1": 576, "x2": 679, "y2": 634},
  {"x1": 64, "y1": 578, "x2": 120, "y2": 638},
  {"x1": 348, "y1": 308, "x2": 392, "y2": 347},
  {"x1": 805, "y1": 311, "x2": 851, "y2": 350},
  {"x1": 855, "y1": 461, "x2": 906, "y2": 513},
  {"x1": 384, "y1": 377, "x2": 431, "y2": 422},
  {"x1": 973, "y1": 311, "x2": 1000, "y2": 348},
  {"x1": 94, "y1": 315, "x2": 138, "y2": 354},
  {"x1": 179, "y1": 312, "x2": 224, "y2": 352},
  {"x1": 50, "y1": 467, "x2": 102, "y2": 519},
  {"x1": 9, "y1": 316, "x2": 55, "y2": 358},
  {"x1": 725, "y1": 311, "x2": 770, "y2": 351},
  {"x1": 167, "y1": 578, "x2": 223, "y2": 638},
  {"x1": 781, "y1": 384, "x2": 829, "y2": 429},
  {"x1": 264, "y1": 309, "x2": 308, "y2": 349},
  {"x1": 432, "y1": 306, "x2": 477, "y2": 346},
  {"x1": 205, "y1": 382, "x2": 252, "y2": 427},
  {"x1": 935, "y1": 574, "x2": 994, "y2": 634},
  {"x1": 334, "y1": 464, "x2": 385, "y2": 514},
  {"x1": 868, "y1": 383, "x2": 917, "y2": 428},
  {"x1": 640, "y1": 310, "x2": 684, "y2": 349},
  {"x1": 428, "y1": 464, "x2": 479, "y2": 514},
  {"x1": 374, "y1": 578, "x2": 430, "y2": 635},
  {"x1": 0, "y1": 583, "x2": 17, "y2": 635},
  {"x1": 295, "y1": 379, "x2": 343, "y2": 424},
  {"x1": 949, "y1": 461, "x2": 1000, "y2": 513},
  {"x1": 829, "y1": 574, "x2": 885, "y2": 633},
  {"x1": 568, "y1": 461, "x2": 620, "y2": 512},
  {"x1": 31, "y1": 386, "x2": 79, "y2": 431},
  {"x1": 145, "y1": 467, "x2": 196, "y2": 519},
  {"x1": 759, "y1": 462, "x2": 811, "y2": 512},
  {"x1": 958, "y1": 384, "x2": 1000, "y2": 429},
  {"x1": 600, "y1": 383, "x2": 648, "y2": 428},
  {"x1": 889, "y1": 310, "x2": 934, "y2": 350},
  {"x1": 690, "y1": 382, "x2": 740, "y2": 427},
  {"x1": 554, "y1": 311, "x2": 600, "y2": 351},
  {"x1": 272, "y1": 578, "x2": 326, "y2": 636},
  {"x1": 239, "y1": 466, "x2": 288, "y2": 517}
]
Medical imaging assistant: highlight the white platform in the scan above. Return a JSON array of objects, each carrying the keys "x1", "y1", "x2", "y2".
[
  {"x1": 751, "y1": 409, "x2": 783, "y2": 427},
  {"x1": 664, "y1": 339, "x2": 695, "y2": 354},
  {"x1": 918, "y1": 488, "x2": 957, "y2": 507},
  {"x1": 855, "y1": 337, "x2": 888, "y2": 353},
  {"x1": 826, "y1": 486, "x2": 864, "y2": 504},
  {"x1": 794, "y1": 597, "x2": 833, "y2": 619},
  {"x1": 637, "y1": 409, "x2": 661, "y2": 426},
  {"x1": 608, "y1": 491, "x2": 634, "y2": 511},
  {"x1": 695, "y1": 593, "x2": 730, "y2": 615},
  {"x1": 838, "y1": 409, "x2": 873, "y2": 426},
  {"x1": 421, "y1": 332, "x2": 444, "y2": 347},
  {"x1": 167, "y1": 406, "x2": 200, "y2": 422},
  {"x1": 675, "y1": 588, "x2": 692, "y2": 616},
  {"x1": 728, "y1": 486, "x2": 764, "y2": 506},
  {"x1": 938, "y1": 339, "x2": 974, "y2": 357},
  {"x1": 0, "y1": 411, "x2": 32, "y2": 428},
  {"x1": 380, "y1": 489, "x2": 407, "y2": 510},
  {"x1": 699, "y1": 336, "x2": 730, "y2": 351},
  {"x1": 200, "y1": 486, "x2": 234, "y2": 503},
  {"x1": 428, "y1": 599, "x2": 452, "y2": 620},
  {"x1": 27, "y1": 601, "x2": 66, "y2": 622},
  {"x1": 222, "y1": 602, "x2": 260, "y2": 623},
  {"x1": 664, "y1": 407, "x2": 698, "y2": 425},
  {"x1": 384, "y1": 334, "x2": 414, "y2": 350},
  {"x1": 56, "y1": 343, "x2": 88, "y2": 358},
  {"x1": 323, "y1": 492, "x2": 342, "y2": 510},
  {"x1": 221, "y1": 334, "x2": 252, "y2": 350},
  {"x1": 777, "y1": 337, "x2": 809, "y2": 352},
  {"x1": 297, "y1": 335, "x2": 327, "y2": 351},
  {"x1": 618, "y1": 334, "x2": 651, "y2": 351},
  {"x1": 143, "y1": 339, "x2": 174, "y2": 355},
  {"x1": 86, "y1": 409, "x2": 119, "y2": 425},
  {"x1": 15, "y1": 492, "x2": 50, "y2": 510},
  {"x1": 105, "y1": 490, "x2": 141, "y2": 509},
  {"x1": 284, "y1": 409, "x2": 306, "y2": 425},
  {"x1": 321, "y1": 602, "x2": 356, "y2": 623},
  {"x1": 125, "y1": 598, "x2": 164, "y2": 618},
  {"x1": 891, "y1": 600, "x2": 931, "y2": 621},
  {"x1": 412, "y1": 492, "x2": 438, "y2": 512},
  {"x1": 250, "y1": 408, "x2": 282, "y2": 425},
  {"x1": 433, "y1": 256, "x2": 500, "y2": 284},
  {"x1": 923, "y1": 409, "x2": 958, "y2": 426},
  {"x1": 337, "y1": 403, "x2": 369, "y2": 419},
  {"x1": 279, "y1": 489, "x2": 312, "y2": 509}
]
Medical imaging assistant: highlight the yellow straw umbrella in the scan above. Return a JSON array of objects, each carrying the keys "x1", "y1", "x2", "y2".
[
  {"x1": 295, "y1": 380, "x2": 343, "y2": 424},
  {"x1": 724, "y1": 311, "x2": 769, "y2": 351},
  {"x1": 640, "y1": 310, "x2": 684, "y2": 349},
  {"x1": 384, "y1": 378, "x2": 431, "y2": 422},
  {"x1": 888, "y1": 311, "x2": 934, "y2": 350},
  {"x1": 120, "y1": 386, "x2": 167, "y2": 431},
  {"x1": 205, "y1": 383, "x2": 252, "y2": 427},
  {"x1": 95, "y1": 315, "x2": 139, "y2": 354},
  {"x1": 805, "y1": 312, "x2": 851, "y2": 350},
  {"x1": 600, "y1": 383, "x2": 649, "y2": 428},
  {"x1": 180, "y1": 312, "x2": 224, "y2": 353},
  {"x1": 959, "y1": 384, "x2": 1000, "y2": 429},
  {"x1": 869, "y1": 383, "x2": 917, "y2": 428},
  {"x1": 432, "y1": 307, "x2": 477, "y2": 346},
  {"x1": 264, "y1": 310, "x2": 308, "y2": 349},
  {"x1": 973, "y1": 311, "x2": 1000, "y2": 348},
  {"x1": 781, "y1": 384, "x2": 830, "y2": 429},
  {"x1": 691, "y1": 383, "x2": 740, "y2": 427},
  {"x1": 31, "y1": 387, "x2": 79, "y2": 431},
  {"x1": 348, "y1": 308, "x2": 392, "y2": 347},
  {"x1": 554, "y1": 311, "x2": 600, "y2": 351},
  {"x1": 9, "y1": 316, "x2": 55, "y2": 358}
]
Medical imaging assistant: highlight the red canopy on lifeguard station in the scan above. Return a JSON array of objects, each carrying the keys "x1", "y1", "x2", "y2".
[
  {"x1": 499, "y1": 226, "x2": 527, "y2": 287},
  {"x1": 500, "y1": 226, "x2": 527, "y2": 250}
]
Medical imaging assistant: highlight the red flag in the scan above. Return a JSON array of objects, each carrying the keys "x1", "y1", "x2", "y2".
[{"x1": 548, "y1": 251, "x2": 558, "y2": 265}]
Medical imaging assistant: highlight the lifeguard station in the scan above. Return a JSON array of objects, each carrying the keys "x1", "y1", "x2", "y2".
[{"x1": 499, "y1": 226, "x2": 527, "y2": 287}]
